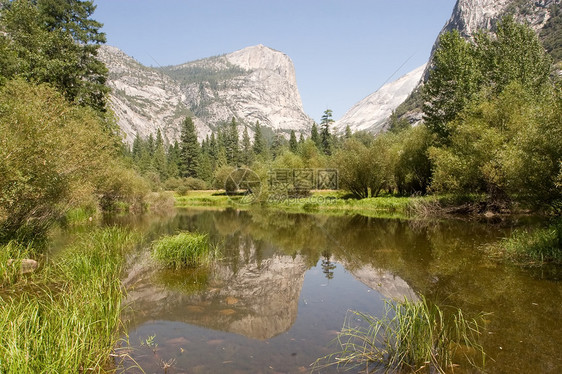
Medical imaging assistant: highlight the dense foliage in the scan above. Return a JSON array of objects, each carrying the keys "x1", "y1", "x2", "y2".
[
  {"x1": 0, "y1": 0, "x2": 150, "y2": 238},
  {"x1": 0, "y1": 0, "x2": 109, "y2": 113}
]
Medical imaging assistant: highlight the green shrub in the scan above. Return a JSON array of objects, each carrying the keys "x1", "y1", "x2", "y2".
[
  {"x1": 183, "y1": 177, "x2": 208, "y2": 190},
  {"x1": 152, "y1": 232, "x2": 214, "y2": 269}
]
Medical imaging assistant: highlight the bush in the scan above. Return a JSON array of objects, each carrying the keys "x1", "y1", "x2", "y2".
[
  {"x1": 0, "y1": 79, "x2": 149, "y2": 237},
  {"x1": 183, "y1": 177, "x2": 208, "y2": 190},
  {"x1": 164, "y1": 178, "x2": 183, "y2": 191},
  {"x1": 152, "y1": 232, "x2": 214, "y2": 269}
]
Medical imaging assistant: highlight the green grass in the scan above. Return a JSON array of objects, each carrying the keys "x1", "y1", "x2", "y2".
[
  {"x1": 152, "y1": 232, "x2": 215, "y2": 269},
  {"x1": 493, "y1": 219, "x2": 562, "y2": 265},
  {"x1": 0, "y1": 227, "x2": 137, "y2": 373},
  {"x1": 314, "y1": 297, "x2": 486, "y2": 373},
  {"x1": 173, "y1": 190, "x2": 438, "y2": 218},
  {"x1": 174, "y1": 190, "x2": 234, "y2": 207}
]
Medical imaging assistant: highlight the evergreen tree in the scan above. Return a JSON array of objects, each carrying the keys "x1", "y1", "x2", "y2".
[
  {"x1": 166, "y1": 141, "x2": 181, "y2": 178},
  {"x1": 197, "y1": 153, "x2": 213, "y2": 183},
  {"x1": 299, "y1": 132, "x2": 305, "y2": 145},
  {"x1": 179, "y1": 116, "x2": 200, "y2": 178},
  {"x1": 270, "y1": 132, "x2": 286, "y2": 159},
  {"x1": 147, "y1": 133, "x2": 155, "y2": 157},
  {"x1": 132, "y1": 132, "x2": 142, "y2": 163},
  {"x1": 0, "y1": 0, "x2": 109, "y2": 112},
  {"x1": 153, "y1": 129, "x2": 168, "y2": 180},
  {"x1": 320, "y1": 109, "x2": 334, "y2": 155},
  {"x1": 226, "y1": 117, "x2": 239, "y2": 166},
  {"x1": 310, "y1": 123, "x2": 321, "y2": 149},
  {"x1": 241, "y1": 126, "x2": 253, "y2": 166},
  {"x1": 252, "y1": 121, "x2": 266, "y2": 156},
  {"x1": 289, "y1": 130, "x2": 298, "y2": 153}
]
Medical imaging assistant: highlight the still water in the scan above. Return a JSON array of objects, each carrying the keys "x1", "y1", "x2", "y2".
[{"x1": 113, "y1": 208, "x2": 561, "y2": 374}]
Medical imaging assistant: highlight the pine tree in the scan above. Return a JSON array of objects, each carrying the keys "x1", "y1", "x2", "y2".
[
  {"x1": 153, "y1": 129, "x2": 168, "y2": 180},
  {"x1": 132, "y1": 132, "x2": 142, "y2": 163},
  {"x1": 241, "y1": 126, "x2": 253, "y2": 166},
  {"x1": 166, "y1": 141, "x2": 181, "y2": 178},
  {"x1": 0, "y1": 0, "x2": 109, "y2": 112},
  {"x1": 310, "y1": 123, "x2": 321, "y2": 149},
  {"x1": 179, "y1": 116, "x2": 200, "y2": 178},
  {"x1": 320, "y1": 109, "x2": 334, "y2": 155},
  {"x1": 299, "y1": 132, "x2": 305, "y2": 145},
  {"x1": 253, "y1": 121, "x2": 266, "y2": 156},
  {"x1": 226, "y1": 117, "x2": 239, "y2": 166},
  {"x1": 289, "y1": 130, "x2": 298, "y2": 153}
]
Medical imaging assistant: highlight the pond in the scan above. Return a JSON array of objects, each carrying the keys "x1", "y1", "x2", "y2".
[{"x1": 112, "y1": 208, "x2": 562, "y2": 373}]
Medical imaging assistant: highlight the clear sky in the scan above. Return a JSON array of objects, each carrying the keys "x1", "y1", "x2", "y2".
[{"x1": 94, "y1": 0, "x2": 458, "y2": 122}]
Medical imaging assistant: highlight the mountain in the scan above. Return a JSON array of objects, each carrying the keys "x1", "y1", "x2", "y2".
[
  {"x1": 98, "y1": 44, "x2": 312, "y2": 145},
  {"x1": 338, "y1": 0, "x2": 560, "y2": 134},
  {"x1": 333, "y1": 64, "x2": 426, "y2": 134}
]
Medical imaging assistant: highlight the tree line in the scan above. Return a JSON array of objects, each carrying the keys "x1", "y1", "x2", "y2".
[{"x1": 131, "y1": 16, "x2": 561, "y2": 213}]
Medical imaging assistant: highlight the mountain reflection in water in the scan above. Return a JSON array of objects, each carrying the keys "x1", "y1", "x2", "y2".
[{"x1": 114, "y1": 208, "x2": 561, "y2": 374}]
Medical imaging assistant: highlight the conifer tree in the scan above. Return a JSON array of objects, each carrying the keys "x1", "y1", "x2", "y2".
[
  {"x1": 320, "y1": 109, "x2": 334, "y2": 155},
  {"x1": 153, "y1": 129, "x2": 168, "y2": 180},
  {"x1": 289, "y1": 130, "x2": 298, "y2": 153},
  {"x1": 0, "y1": 0, "x2": 109, "y2": 112},
  {"x1": 179, "y1": 116, "x2": 200, "y2": 178},
  {"x1": 253, "y1": 121, "x2": 266, "y2": 156},
  {"x1": 166, "y1": 141, "x2": 181, "y2": 178},
  {"x1": 310, "y1": 122, "x2": 321, "y2": 150},
  {"x1": 241, "y1": 126, "x2": 253, "y2": 166},
  {"x1": 226, "y1": 117, "x2": 239, "y2": 166}
]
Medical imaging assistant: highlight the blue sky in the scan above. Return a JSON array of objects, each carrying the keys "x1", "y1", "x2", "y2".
[{"x1": 94, "y1": 0, "x2": 457, "y2": 122}]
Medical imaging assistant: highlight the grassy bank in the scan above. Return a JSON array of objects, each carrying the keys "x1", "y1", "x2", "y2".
[
  {"x1": 0, "y1": 228, "x2": 138, "y2": 373},
  {"x1": 173, "y1": 190, "x2": 499, "y2": 219}
]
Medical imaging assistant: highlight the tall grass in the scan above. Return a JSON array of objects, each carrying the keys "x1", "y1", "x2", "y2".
[
  {"x1": 0, "y1": 227, "x2": 137, "y2": 373},
  {"x1": 152, "y1": 232, "x2": 215, "y2": 269},
  {"x1": 314, "y1": 297, "x2": 486, "y2": 373},
  {"x1": 497, "y1": 219, "x2": 562, "y2": 265}
]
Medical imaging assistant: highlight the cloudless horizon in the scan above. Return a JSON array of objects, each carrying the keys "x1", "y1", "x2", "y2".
[{"x1": 94, "y1": 0, "x2": 458, "y2": 122}]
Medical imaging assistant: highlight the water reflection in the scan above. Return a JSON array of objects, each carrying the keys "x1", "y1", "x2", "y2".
[{"x1": 117, "y1": 209, "x2": 561, "y2": 374}]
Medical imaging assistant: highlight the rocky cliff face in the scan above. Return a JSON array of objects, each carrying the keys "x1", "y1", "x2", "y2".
[
  {"x1": 98, "y1": 45, "x2": 312, "y2": 145},
  {"x1": 333, "y1": 64, "x2": 426, "y2": 134}
]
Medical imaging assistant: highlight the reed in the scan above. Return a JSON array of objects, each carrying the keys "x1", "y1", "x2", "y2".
[
  {"x1": 0, "y1": 227, "x2": 136, "y2": 373},
  {"x1": 152, "y1": 232, "x2": 215, "y2": 269},
  {"x1": 314, "y1": 297, "x2": 486, "y2": 373},
  {"x1": 498, "y1": 219, "x2": 562, "y2": 265}
]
